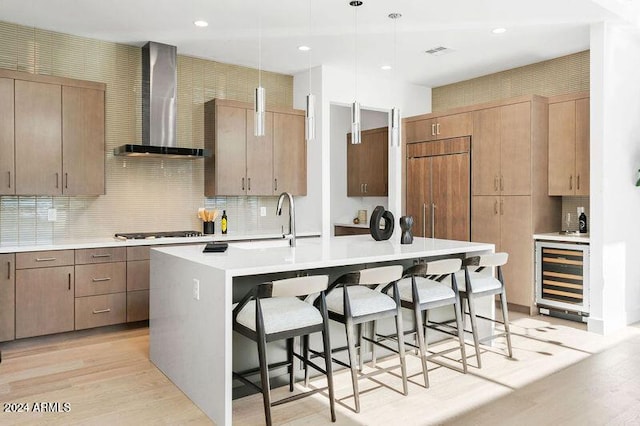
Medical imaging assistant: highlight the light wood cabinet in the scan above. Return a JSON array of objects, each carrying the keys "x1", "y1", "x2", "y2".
[
  {"x1": 0, "y1": 69, "x2": 105, "y2": 196},
  {"x1": 75, "y1": 247, "x2": 126, "y2": 264},
  {"x1": 0, "y1": 78, "x2": 14, "y2": 195},
  {"x1": 0, "y1": 254, "x2": 15, "y2": 342},
  {"x1": 126, "y1": 246, "x2": 150, "y2": 321},
  {"x1": 406, "y1": 137, "x2": 470, "y2": 241},
  {"x1": 205, "y1": 99, "x2": 306, "y2": 196},
  {"x1": 75, "y1": 262, "x2": 126, "y2": 297},
  {"x1": 62, "y1": 86, "x2": 105, "y2": 195},
  {"x1": 472, "y1": 102, "x2": 531, "y2": 196},
  {"x1": 548, "y1": 93, "x2": 590, "y2": 196},
  {"x1": 15, "y1": 265, "x2": 75, "y2": 339},
  {"x1": 15, "y1": 80, "x2": 62, "y2": 196},
  {"x1": 471, "y1": 195, "x2": 533, "y2": 308},
  {"x1": 273, "y1": 111, "x2": 306, "y2": 195},
  {"x1": 75, "y1": 292, "x2": 126, "y2": 330},
  {"x1": 347, "y1": 127, "x2": 388, "y2": 196},
  {"x1": 127, "y1": 290, "x2": 150, "y2": 322},
  {"x1": 127, "y1": 260, "x2": 150, "y2": 292},
  {"x1": 405, "y1": 112, "x2": 472, "y2": 143}
]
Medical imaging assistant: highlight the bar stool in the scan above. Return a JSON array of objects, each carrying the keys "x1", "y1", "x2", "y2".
[
  {"x1": 456, "y1": 252, "x2": 513, "y2": 367},
  {"x1": 393, "y1": 258, "x2": 468, "y2": 388},
  {"x1": 322, "y1": 265, "x2": 408, "y2": 413},
  {"x1": 232, "y1": 275, "x2": 335, "y2": 426}
]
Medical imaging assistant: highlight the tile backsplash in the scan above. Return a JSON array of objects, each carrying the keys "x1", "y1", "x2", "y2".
[
  {"x1": 0, "y1": 21, "x2": 292, "y2": 244},
  {"x1": 561, "y1": 196, "x2": 590, "y2": 232}
]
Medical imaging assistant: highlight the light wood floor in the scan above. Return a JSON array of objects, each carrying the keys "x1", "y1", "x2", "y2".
[{"x1": 0, "y1": 314, "x2": 639, "y2": 425}]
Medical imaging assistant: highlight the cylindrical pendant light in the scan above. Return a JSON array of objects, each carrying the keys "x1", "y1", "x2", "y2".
[
  {"x1": 350, "y1": 0, "x2": 363, "y2": 145},
  {"x1": 254, "y1": 1, "x2": 265, "y2": 137},
  {"x1": 255, "y1": 86, "x2": 265, "y2": 136},
  {"x1": 389, "y1": 12, "x2": 402, "y2": 147},
  {"x1": 304, "y1": 0, "x2": 315, "y2": 142},
  {"x1": 305, "y1": 93, "x2": 315, "y2": 142},
  {"x1": 351, "y1": 101, "x2": 361, "y2": 144}
]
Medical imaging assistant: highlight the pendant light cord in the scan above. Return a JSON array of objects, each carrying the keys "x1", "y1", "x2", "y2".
[
  {"x1": 354, "y1": 4, "x2": 358, "y2": 100},
  {"x1": 308, "y1": 0, "x2": 312, "y2": 91},
  {"x1": 258, "y1": 2, "x2": 262, "y2": 88}
]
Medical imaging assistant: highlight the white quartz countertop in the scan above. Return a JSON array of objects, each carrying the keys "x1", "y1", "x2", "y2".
[
  {"x1": 0, "y1": 231, "x2": 321, "y2": 254},
  {"x1": 533, "y1": 232, "x2": 590, "y2": 243},
  {"x1": 152, "y1": 235, "x2": 494, "y2": 277}
]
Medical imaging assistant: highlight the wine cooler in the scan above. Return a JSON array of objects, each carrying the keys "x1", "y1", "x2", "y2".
[{"x1": 535, "y1": 241, "x2": 590, "y2": 322}]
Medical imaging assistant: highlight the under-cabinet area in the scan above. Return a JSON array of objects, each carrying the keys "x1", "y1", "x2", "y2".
[{"x1": 0, "y1": 246, "x2": 151, "y2": 342}]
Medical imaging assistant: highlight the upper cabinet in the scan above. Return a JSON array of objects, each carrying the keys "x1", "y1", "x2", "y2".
[
  {"x1": 472, "y1": 102, "x2": 532, "y2": 196},
  {"x1": 0, "y1": 70, "x2": 106, "y2": 196},
  {"x1": 548, "y1": 93, "x2": 590, "y2": 196},
  {"x1": 205, "y1": 98, "x2": 306, "y2": 197},
  {"x1": 0, "y1": 78, "x2": 14, "y2": 195},
  {"x1": 405, "y1": 112, "x2": 472, "y2": 143},
  {"x1": 347, "y1": 127, "x2": 388, "y2": 197}
]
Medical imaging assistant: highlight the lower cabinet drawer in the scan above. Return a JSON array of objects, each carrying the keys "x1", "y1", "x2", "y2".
[
  {"x1": 75, "y1": 262, "x2": 126, "y2": 297},
  {"x1": 75, "y1": 293, "x2": 126, "y2": 330},
  {"x1": 127, "y1": 290, "x2": 149, "y2": 322}
]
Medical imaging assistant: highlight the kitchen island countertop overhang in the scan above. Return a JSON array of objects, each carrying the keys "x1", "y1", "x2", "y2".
[{"x1": 149, "y1": 235, "x2": 495, "y2": 425}]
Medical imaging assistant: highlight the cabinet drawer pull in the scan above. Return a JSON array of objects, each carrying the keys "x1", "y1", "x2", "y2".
[
  {"x1": 274, "y1": 178, "x2": 278, "y2": 192},
  {"x1": 92, "y1": 308, "x2": 111, "y2": 314},
  {"x1": 364, "y1": 183, "x2": 368, "y2": 193},
  {"x1": 436, "y1": 122, "x2": 440, "y2": 135},
  {"x1": 92, "y1": 277, "x2": 112, "y2": 282},
  {"x1": 242, "y1": 177, "x2": 245, "y2": 191},
  {"x1": 55, "y1": 172, "x2": 59, "y2": 189},
  {"x1": 36, "y1": 257, "x2": 56, "y2": 262},
  {"x1": 577, "y1": 175, "x2": 580, "y2": 190},
  {"x1": 68, "y1": 273, "x2": 71, "y2": 290},
  {"x1": 431, "y1": 123, "x2": 436, "y2": 136},
  {"x1": 248, "y1": 177, "x2": 251, "y2": 191},
  {"x1": 65, "y1": 172, "x2": 68, "y2": 189},
  {"x1": 6, "y1": 261, "x2": 10, "y2": 280},
  {"x1": 91, "y1": 254, "x2": 112, "y2": 258},
  {"x1": 7, "y1": 171, "x2": 10, "y2": 188},
  {"x1": 569, "y1": 175, "x2": 573, "y2": 190},
  {"x1": 494, "y1": 200, "x2": 498, "y2": 215}
]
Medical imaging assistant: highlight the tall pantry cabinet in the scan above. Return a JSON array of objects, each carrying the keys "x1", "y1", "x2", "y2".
[{"x1": 404, "y1": 95, "x2": 560, "y2": 313}]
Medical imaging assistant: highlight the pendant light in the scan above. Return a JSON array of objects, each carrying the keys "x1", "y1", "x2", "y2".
[
  {"x1": 254, "y1": 3, "x2": 266, "y2": 137},
  {"x1": 350, "y1": 0, "x2": 362, "y2": 144},
  {"x1": 389, "y1": 12, "x2": 402, "y2": 147},
  {"x1": 305, "y1": 0, "x2": 315, "y2": 142}
]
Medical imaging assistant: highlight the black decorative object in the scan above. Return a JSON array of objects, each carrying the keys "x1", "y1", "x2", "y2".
[
  {"x1": 400, "y1": 216, "x2": 414, "y2": 244},
  {"x1": 370, "y1": 206, "x2": 394, "y2": 241}
]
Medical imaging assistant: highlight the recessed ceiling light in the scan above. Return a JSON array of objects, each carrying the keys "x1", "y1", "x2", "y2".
[
  {"x1": 194, "y1": 20, "x2": 209, "y2": 28},
  {"x1": 492, "y1": 27, "x2": 507, "y2": 34},
  {"x1": 298, "y1": 45, "x2": 311, "y2": 52},
  {"x1": 381, "y1": 65, "x2": 392, "y2": 71}
]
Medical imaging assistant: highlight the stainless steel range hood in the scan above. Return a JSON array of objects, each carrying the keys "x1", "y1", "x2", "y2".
[{"x1": 114, "y1": 41, "x2": 209, "y2": 158}]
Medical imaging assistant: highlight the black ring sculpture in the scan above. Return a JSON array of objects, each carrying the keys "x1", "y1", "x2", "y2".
[{"x1": 369, "y1": 206, "x2": 394, "y2": 241}]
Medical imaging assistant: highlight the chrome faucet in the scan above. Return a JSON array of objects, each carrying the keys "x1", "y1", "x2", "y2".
[{"x1": 276, "y1": 192, "x2": 296, "y2": 247}]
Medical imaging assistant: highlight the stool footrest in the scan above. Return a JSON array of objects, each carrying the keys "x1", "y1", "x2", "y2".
[{"x1": 272, "y1": 387, "x2": 326, "y2": 407}]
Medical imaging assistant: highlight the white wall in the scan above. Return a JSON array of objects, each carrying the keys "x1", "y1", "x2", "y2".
[
  {"x1": 294, "y1": 65, "x2": 431, "y2": 237},
  {"x1": 589, "y1": 21, "x2": 640, "y2": 333},
  {"x1": 330, "y1": 105, "x2": 388, "y2": 232}
]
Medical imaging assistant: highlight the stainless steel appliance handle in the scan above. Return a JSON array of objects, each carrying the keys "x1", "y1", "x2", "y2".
[
  {"x1": 92, "y1": 277, "x2": 112, "y2": 282},
  {"x1": 431, "y1": 203, "x2": 436, "y2": 238},
  {"x1": 68, "y1": 273, "x2": 71, "y2": 290},
  {"x1": 422, "y1": 203, "x2": 427, "y2": 237},
  {"x1": 93, "y1": 308, "x2": 111, "y2": 314}
]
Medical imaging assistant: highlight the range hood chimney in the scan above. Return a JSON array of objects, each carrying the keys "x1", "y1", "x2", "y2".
[{"x1": 114, "y1": 41, "x2": 209, "y2": 158}]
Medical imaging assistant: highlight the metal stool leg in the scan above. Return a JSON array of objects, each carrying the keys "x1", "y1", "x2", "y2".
[
  {"x1": 500, "y1": 290, "x2": 513, "y2": 358},
  {"x1": 466, "y1": 294, "x2": 482, "y2": 369},
  {"x1": 345, "y1": 319, "x2": 361, "y2": 413},
  {"x1": 395, "y1": 309, "x2": 409, "y2": 395},
  {"x1": 371, "y1": 320, "x2": 378, "y2": 367},
  {"x1": 413, "y1": 303, "x2": 429, "y2": 388},
  {"x1": 257, "y1": 328, "x2": 273, "y2": 426},
  {"x1": 358, "y1": 323, "x2": 364, "y2": 371},
  {"x1": 287, "y1": 337, "x2": 294, "y2": 392},
  {"x1": 322, "y1": 316, "x2": 336, "y2": 421},
  {"x1": 454, "y1": 296, "x2": 468, "y2": 373},
  {"x1": 303, "y1": 334, "x2": 310, "y2": 387}
]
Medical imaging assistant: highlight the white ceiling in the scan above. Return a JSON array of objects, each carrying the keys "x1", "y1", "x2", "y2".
[{"x1": 0, "y1": 0, "x2": 621, "y2": 87}]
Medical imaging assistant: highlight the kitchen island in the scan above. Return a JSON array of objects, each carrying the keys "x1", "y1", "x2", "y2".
[{"x1": 149, "y1": 235, "x2": 494, "y2": 425}]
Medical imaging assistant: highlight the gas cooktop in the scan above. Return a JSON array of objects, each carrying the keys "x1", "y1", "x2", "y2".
[{"x1": 114, "y1": 230, "x2": 203, "y2": 240}]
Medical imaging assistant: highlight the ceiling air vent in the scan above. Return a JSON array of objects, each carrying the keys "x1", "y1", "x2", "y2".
[{"x1": 425, "y1": 46, "x2": 454, "y2": 56}]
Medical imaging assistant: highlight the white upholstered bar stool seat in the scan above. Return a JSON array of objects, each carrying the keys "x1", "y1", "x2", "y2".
[
  {"x1": 397, "y1": 277, "x2": 456, "y2": 304},
  {"x1": 453, "y1": 271, "x2": 502, "y2": 293},
  {"x1": 325, "y1": 286, "x2": 397, "y2": 317},
  {"x1": 236, "y1": 298, "x2": 323, "y2": 334}
]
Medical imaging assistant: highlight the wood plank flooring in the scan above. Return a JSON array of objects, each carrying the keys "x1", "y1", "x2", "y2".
[{"x1": 0, "y1": 314, "x2": 638, "y2": 425}]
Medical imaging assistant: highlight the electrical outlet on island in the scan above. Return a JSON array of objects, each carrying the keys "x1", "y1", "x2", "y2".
[{"x1": 260, "y1": 207, "x2": 267, "y2": 217}]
